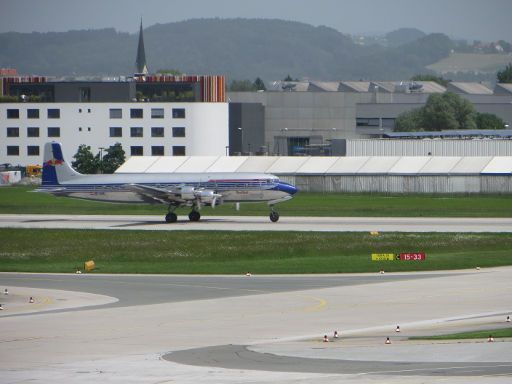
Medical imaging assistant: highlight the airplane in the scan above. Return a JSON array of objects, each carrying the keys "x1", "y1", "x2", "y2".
[{"x1": 35, "y1": 142, "x2": 298, "y2": 223}]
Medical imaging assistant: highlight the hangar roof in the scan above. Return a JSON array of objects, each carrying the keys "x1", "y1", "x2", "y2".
[
  {"x1": 417, "y1": 157, "x2": 462, "y2": 174},
  {"x1": 339, "y1": 81, "x2": 370, "y2": 93},
  {"x1": 446, "y1": 82, "x2": 493, "y2": 95},
  {"x1": 117, "y1": 156, "x2": 512, "y2": 175},
  {"x1": 494, "y1": 83, "x2": 512, "y2": 95}
]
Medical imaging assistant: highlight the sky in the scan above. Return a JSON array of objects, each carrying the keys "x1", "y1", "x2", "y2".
[{"x1": 1, "y1": 0, "x2": 511, "y2": 41}]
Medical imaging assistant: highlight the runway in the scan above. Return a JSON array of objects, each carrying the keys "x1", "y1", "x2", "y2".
[{"x1": 1, "y1": 213, "x2": 512, "y2": 232}]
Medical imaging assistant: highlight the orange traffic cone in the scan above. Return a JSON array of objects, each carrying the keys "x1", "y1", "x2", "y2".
[
  {"x1": 29, "y1": 297, "x2": 34, "y2": 303},
  {"x1": 323, "y1": 335, "x2": 329, "y2": 342},
  {"x1": 395, "y1": 325, "x2": 400, "y2": 332},
  {"x1": 385, "y1": 337, "x2": 391, "y2": 344},
  {"x1": 487, "y1": 335, "x2": 494, "y2": 342},
  {"x1": 334, "y1": 330, "x2": 339, "y2": 338},
  {"x1": 507, "y1": 316, "x2": 511, "y2": 323}
]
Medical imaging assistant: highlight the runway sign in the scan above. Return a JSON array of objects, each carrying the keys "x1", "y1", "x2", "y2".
[
  {"x1": 371, "y1": 253, "x2": 395, "y2": 261},
  {"x1": 399, "y1": 252, "x2": 426, "y2": 261}
]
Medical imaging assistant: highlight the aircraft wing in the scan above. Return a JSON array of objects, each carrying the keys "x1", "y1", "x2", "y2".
[
  {"x1": 126, "y1": 184, "x2": 181, "y2": 204},
  {"x1": 126, "y1": 183, "x2": 222, "y2": 206}
]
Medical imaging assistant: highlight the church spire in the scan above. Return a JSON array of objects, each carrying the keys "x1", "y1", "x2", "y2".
[{"x1": 135, "y1": 19, "x2": 148, "y2": 75}]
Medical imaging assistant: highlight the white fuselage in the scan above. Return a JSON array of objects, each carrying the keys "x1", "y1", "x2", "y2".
[{"x1": 39, "y1": 172, "x2": 294, "y2": 204}]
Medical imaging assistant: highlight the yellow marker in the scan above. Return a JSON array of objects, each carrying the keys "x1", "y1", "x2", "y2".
[
  {"x1": 84, "y1": 260, "x2": 95, "y2": 272},
  {"x1": 371, "y1": 253, "x2": 395, "y2": 261}
]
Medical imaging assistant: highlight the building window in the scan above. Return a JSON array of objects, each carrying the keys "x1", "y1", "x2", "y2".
[
  {"x1": 27, "y1": 127, "x2": 39, "y2": 137},
  {"x1": 151, "y1": 127, "x2": 164, "y2": 137},
  {"x1": 27, "y1": 146, "x2": 40, "y2": 156},
  {"x1": 172, "y1": 127, "x2": 186, "y2": 137},
  {"x1": 109, "y1": 127, "x2": 122, "y2": 137},
  {"x1": 172, "y1": 146, "x2": 186, "y2": 156},
  {"x1": 7, "y1": 127, "x2": 19, "y2": 137},
  {"x1": 172, "y1": 108, "x2": 185, "y2": 118},
  {"x1": 47, "y1": 127, "x2": 60, "y2": 137},
  {"x1": 47, "y1": 109, "x2": 60, "y2": 119},
  {"x1": 151, "y1": 108, "x2": 164, "y2": 118},
  {"x1": 151, "y1": 146, "x2": 164, "y2": 156},
  {"x1": 130, "y1": 127, "x2": 143, "y2": 137},
  {"x1": 109, "y1": 109, "x2": 122, "y2": 118},
  {"x1": 80, "y1": 87, "x2": 91, "y2": 102},
  {"x1": 27, "y1": 109, "x2": 39, "y2": 119},
  {"x1": 356, "y1": 118, "x2": 380, "y2": 127},
  {"x1": 130, "y1": 146, "x2": 143, "y2": 156},
  {"x1": 7, "y1": 109, "x2": 19, "y2": 119},
  {"x1": 7, "y1": 146, "x2": 19, "y2": 156},
  {"x1": 130, "y1": 108, "x2": 143, "y2": 118}
]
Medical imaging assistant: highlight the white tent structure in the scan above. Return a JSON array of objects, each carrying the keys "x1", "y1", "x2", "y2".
[{"x1": 116, "y1": 156, "x2": 512, "y2": 193}]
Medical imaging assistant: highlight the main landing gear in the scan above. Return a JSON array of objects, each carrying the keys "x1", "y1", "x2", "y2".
[
  {"x1": 165, "y1": 204, "x2": 178, "y2": 223},
  {"x1": 165, "y1": 212, "x2": 177, "y2": 223},
  {"x1": 164, "y1": 204, "x2": 202, "y2": 223},
  {"x1": 188, "y1": 210, "x2": 200, "y2": 222}
]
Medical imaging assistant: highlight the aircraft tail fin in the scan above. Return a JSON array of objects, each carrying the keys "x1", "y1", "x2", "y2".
[{"x1": 42, "y1": 142, "x2": 82, "y2": 185}]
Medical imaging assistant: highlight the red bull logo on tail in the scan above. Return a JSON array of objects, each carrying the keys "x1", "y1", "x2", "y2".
[{"x1": 44, "y1": 159, "x2": 63, "y2": 167}]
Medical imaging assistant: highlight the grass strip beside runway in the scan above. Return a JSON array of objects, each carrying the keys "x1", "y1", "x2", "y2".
[
  {"x1": 410, "y1": 328, "x2": 512, "y2": 340},
  {"x1": 1, "y1": 229, "x2": 511, "y2": 274},
  {"x1": 1, "y1": 186, "x2": 512, "y2": 217}
]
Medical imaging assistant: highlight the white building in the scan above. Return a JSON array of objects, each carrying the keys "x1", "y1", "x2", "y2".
[{"x1": 1, "y1": 102, "x2": 228, "y2": 166}]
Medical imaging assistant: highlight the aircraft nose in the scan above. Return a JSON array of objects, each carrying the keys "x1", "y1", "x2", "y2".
[{"x1": 279, "y1": 182, "x2": 298, "y2": 195}]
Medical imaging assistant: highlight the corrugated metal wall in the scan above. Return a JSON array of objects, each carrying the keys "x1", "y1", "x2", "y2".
[
  {"x1": 347, "y1": 139, "x2": 512, "y2": 156},
  {"x1": 283, "y1": 175, "x2": 512, "y2": 193}
]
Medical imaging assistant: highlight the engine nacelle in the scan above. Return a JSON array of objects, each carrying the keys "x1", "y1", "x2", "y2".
[
  {"x1": 194, "y1": 189, "x2": 220, "y2": 205},
  {"x1": 178, "y1": 186, "x2": 196, "y2": 200}
]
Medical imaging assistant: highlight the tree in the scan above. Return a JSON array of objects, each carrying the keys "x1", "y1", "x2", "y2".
[
  {"x1": 394, "y1": 92, "x2": 478, "y2": 132},
  {"x1": 410, "y1": 74, "x2": 449, "y2": 87},
  {"x1": 476, "y1": 113, "x2": 506, "y2": 130},
  {"x1": 253, "y1": 77, "x2": 266, "y2": 91},
  {"x1": 228, "y1": 80, "x2": 256, "y2": 91},
  {"x1": 72, "y1": 145, "x2": 98, "y2": 174},
  {"x1": 101, "y1": 143, "x2": 126, "y2": 174},
  {"x1": 394, "y1": 108, "x2": 424, "y2": 131},
  {"x1": 443, "y1": 92, "x2": 477, "y2": 130},
  {"x1": 497, "y1": 63, "x2": 512, "y2": 83},
  {"x1": 422, "y1": 93, "x2": 459, "y2": 131},
  {"x1": 283, "y1": 74, "x2": 294, "y2": 82},
  {"x1": 156, "y1": 69, "x2": 182, "y2": 76}
]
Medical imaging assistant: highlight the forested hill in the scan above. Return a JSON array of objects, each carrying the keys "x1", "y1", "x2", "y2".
[{"x1": 0, "y1": 18, "x2": 454, "y2": 81}]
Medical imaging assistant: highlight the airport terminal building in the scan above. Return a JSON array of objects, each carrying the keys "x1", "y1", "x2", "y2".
[
  {"x1": 0, "y1": 76, "x2": 229, "y2": 165},
  {"x1": 228, "y1": 80, "x2": 512, "y2": 156}
]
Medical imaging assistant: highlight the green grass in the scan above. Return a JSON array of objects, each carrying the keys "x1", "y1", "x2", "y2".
[
  {"x1": 1, "y1": 229, "x2": 511, "y2": 274},
  {"x1": 410, "y1": 328, "x2": 512, "y2": 340},
  {"x1": 1, "y1": 186, "x2": 512, "y2": 217}
]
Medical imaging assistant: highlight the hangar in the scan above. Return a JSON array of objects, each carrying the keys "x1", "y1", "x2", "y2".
[{"x1": 117, "y1": 155, "x2": 512, "y2": 194}]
